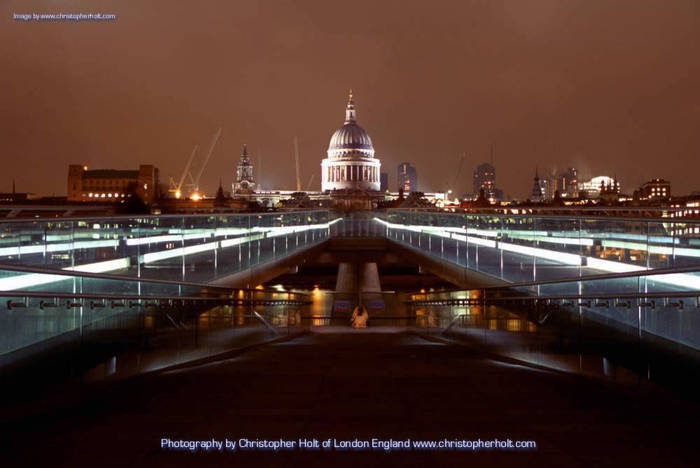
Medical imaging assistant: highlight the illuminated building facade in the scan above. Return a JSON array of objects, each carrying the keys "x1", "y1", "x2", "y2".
[
  {"x1": 233, "y1": 144, "x2": 258, "y2": 194},
  {"x1": 531, "y1": 169, "x2": 544, "y2": 202},
  {"x1": 321, "y1": 91, "x2": 381, "y2": 192},
  {"x1": 473, "y1": 163, "x2": 495, "y2": 195},
  {"x1": 472, "y1": 162, "x2": 503, "y2": 200},
  {"x1": 558, "y1": 167, "x2": 578, "y2": 198},
  {"x1": 526, "y1": 167, "x2": 578, "y2": 201},
  {"x1": 579, "y1": 175, "x2": 620, "y2": 199},
  {"x1": 640, "y1": 178, "x2": 670, "y2": 200},
  {"x1": 67, "y1": 164, "x2": 159, "y2": 204},
  {"x1": 397, "y1": 162, "x2": 418, "y2": 193}
]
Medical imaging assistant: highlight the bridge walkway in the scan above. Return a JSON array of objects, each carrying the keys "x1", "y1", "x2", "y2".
[{"x1": 3, "y1": 328, "x2": 699, "y2": 467}]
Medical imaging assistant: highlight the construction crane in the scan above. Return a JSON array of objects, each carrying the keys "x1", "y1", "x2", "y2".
[
  {"x1": 305, "y1": 173, "x2": 315, "y2": 191},
  {"x1": 168, "y1": 145, "x2": 199, "y2": 198},
  {"x1": 168, "y1": 127, "x2": 222, "y2": 200},
  {"x1": 293, "y1": 136, "x2": 302, "y2": 191},
  {"x1": 257, "y1": 147, "x2": 262, "y2": 191},
  {"x1": 185, "y1": 127, "x2": 222, "y2": 198},
  {"x1": 447, "y1": 153, "x2": 466, "y2": 196}
]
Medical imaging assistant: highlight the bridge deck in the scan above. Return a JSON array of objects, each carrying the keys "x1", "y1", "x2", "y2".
[{"x1": 4, "y1": 329, "x2": 699, "y2": 467}]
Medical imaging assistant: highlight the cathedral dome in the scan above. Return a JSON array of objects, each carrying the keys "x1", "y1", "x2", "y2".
[
  {"x1": 321, "y1": 90, "x2": 381, "y2": 192},
  {"x1": 327, "y1": 90, "x2": 375, "y2": 159},
  {"x1": 328, "y1": 123, "x2": 373, "y2": 152}
]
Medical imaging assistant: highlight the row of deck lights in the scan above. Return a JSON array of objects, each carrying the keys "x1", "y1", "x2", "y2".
[
  {"x1": 410, "y1": 297, "x2": 693, "y2": 310},
  {"x1": 6, "y1": 297, "x2": 311, "y2": 310}
]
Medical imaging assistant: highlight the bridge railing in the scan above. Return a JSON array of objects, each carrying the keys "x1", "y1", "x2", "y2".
[
  {"x1": 407, "y1": 264, "x2": 700, "y2": 350},
  {"x1": 329, "y1": 213, "x2": 386, "y2": 237},
  {"x1": 0, "y1": 263, "x2": 310, "y2": 371},
  {"x1": 376, "y1": 209, "x2": 700, "y2": 284},
  {"x1": 0, "y1": 210, "x2": 335, "y2": 285}
]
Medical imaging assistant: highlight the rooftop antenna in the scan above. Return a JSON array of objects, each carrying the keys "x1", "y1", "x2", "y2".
[
  {"x1": 293, "y1": 136, "x2": 302, "y2": 191},
  {"x1": 490, "y1": 143, "x2": 494, "y2": 166}
]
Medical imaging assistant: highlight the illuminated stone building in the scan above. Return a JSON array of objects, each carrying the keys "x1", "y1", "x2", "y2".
[
  {"x1": 321, "y1": 90, "x2": 381, "y2": 192},
  {"x1": 233, "y1": 144, "x2": 258, "y2": 194},
  {"x1": 640, "y1": 178, "x2": 670, "y2": 200},
  {"x1": 67, "y1": 164, "x2": 159, "y2": 204}
]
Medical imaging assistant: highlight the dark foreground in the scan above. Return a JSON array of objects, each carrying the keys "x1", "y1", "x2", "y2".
[{"x1": 3, "y1": 328, "x2": 699, "y2": 467}]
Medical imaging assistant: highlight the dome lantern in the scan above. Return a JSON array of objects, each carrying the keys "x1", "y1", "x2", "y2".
[{"x1": 345, "y1": 89, "x2": 356, "y2": 123}]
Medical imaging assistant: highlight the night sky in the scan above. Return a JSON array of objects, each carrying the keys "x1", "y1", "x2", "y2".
[{"x1": 2, "y1": 0, "x2": 699, "y2": 198}]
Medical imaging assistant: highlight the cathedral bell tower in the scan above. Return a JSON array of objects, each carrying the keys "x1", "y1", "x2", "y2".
[{"x1": 233, "y1": 144, "x2": 256, "y2": 194}]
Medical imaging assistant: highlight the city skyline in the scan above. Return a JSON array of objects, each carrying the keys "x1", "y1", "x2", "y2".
[{"x1": 2, "y1": 0, "x2": 698, "y2": 197}]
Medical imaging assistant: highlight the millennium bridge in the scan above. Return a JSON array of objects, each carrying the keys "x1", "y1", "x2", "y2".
[{"x1": 2, "y1": 209, "x2": 700, "y2": 466}]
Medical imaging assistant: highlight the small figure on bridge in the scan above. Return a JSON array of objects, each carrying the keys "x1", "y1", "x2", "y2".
[{"x1": 351, "y1": 304, "x2": 369, "y2": 328}]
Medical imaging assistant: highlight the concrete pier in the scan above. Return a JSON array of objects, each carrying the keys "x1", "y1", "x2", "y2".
[{"x1": 335, "y1": 262, "x2": 381, "y2": 293}]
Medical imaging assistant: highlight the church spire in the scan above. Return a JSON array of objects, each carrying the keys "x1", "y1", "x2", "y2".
[
  {"x1": 345, "y1": 89, "x2": 356, "y2": 123},
  {"x1": 532, "y1": 166, "x2": 543, "y2": 201}
]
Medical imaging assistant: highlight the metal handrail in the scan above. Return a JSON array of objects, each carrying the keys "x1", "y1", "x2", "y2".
[
  {"x1": 0, "y1": 262, "x2": 233, "y2": 290},
  {"x1": 0, "y1": 209, "x2": 332, "y2": 224},
  {"x1": 253, "y1": 310, "x2": 281, "y2": 335},
  {"x1": 484, "y1": 264, "x2": 700, "y2": 289},
  {"x1": 0, "y1": 262, "x2": 311, "y2": 299},
  {"x1": 441, "y1": 313, "x2": 466, "y2": 335},
  {"x1": 384, "y1": 234, "x2": 700, "y2": 293},
  {"x1": 0, "y1": 290, "x2": 310, "y2": 303},
  {"x1": 393, "y1": 206, "x2": 679, "y2": 213},
  {"x1": 385, "y1": 208, "x2": 700, "y2": 225},
  {"x1": 409, "y1": 291, "x2": 700, "y2": 304},
  {"x1": 0, "y1": 291, "x2": 229, "y2": 300},
  {"x1": 382, "y1": 223, "x2": 700, "y2": 290}
]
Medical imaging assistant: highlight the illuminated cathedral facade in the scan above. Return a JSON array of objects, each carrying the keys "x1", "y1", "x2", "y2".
[{"x1": 321, "y1": 91, "x2": 381, "y2": 192}]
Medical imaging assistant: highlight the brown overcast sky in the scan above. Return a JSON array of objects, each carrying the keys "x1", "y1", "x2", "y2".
[{"x1": 1, "y1": 0, "x2": 699, "y2": 197}]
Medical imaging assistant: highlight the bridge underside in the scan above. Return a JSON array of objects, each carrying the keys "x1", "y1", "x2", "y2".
[{"x1": 254, "y1": 237, "x2": 505, "y2": 292}]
